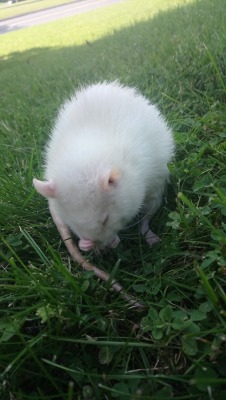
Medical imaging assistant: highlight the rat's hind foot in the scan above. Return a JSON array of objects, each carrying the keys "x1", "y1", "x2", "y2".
[
  {"x1": 144, "y1": 230, "x2": 160, "y2": 246},
  {"x1": 140, "y1": 216, "x2": 160, "y2": 247}
]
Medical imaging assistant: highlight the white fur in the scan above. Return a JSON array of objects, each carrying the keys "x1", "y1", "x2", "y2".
[{"x1": 35, "y1": 82, "x2": 174, "y2": 249}]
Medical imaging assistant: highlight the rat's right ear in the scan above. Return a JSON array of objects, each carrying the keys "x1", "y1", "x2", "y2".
[
  {"x1": 100, "y1": 168, "x2": 122, "y2": 192},
  {"x1": 33, "y1": 178, "x2": 57, "y2": 198}
]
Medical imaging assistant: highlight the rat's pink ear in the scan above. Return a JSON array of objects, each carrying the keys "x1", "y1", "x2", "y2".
[
  {"x1": 100, "y1": 168, "x2": 121, "y2": 191},
  {"x1": 33, "y1": 178, "x2": 57, "y2": 198}
]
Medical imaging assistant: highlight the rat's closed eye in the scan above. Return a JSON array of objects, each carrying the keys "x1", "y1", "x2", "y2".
[{"x1": 102, "y1": 214, "x2": 109, "y2": 226}]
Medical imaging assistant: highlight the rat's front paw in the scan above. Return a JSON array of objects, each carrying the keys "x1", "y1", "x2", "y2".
[
  {"x1": 108, "y1": 235, "x2": 120, "y2": 248},
  {"x1": 78, "y1": 238, "x2": 95, "y2": 252}
]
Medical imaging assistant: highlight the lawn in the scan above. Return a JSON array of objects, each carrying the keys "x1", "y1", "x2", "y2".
[{"x1": 0, "y1": 0, "x2": 226, "y2": 399}]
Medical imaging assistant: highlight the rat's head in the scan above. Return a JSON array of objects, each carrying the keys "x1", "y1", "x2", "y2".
[{"x1": 33, "y1": 166, "x2": 144, "y2": 251}]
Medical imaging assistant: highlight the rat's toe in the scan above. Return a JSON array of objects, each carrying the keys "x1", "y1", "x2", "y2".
[
  {"x1": 79, "y1": 238, "x2": 94, "y2": 251},
  {"x1": 108, "y1": 235, "x2": 120, "y2": 248}
]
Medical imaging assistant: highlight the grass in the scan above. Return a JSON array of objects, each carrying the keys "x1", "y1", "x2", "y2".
[
  {"x1": 0, "y1": 0, "x2": 226, "y2": 398},
  {"x1": 0, "y1": 0, "x2": 77, "y2": 21}
]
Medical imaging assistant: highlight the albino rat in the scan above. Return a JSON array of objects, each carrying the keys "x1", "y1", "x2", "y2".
[{"x1": 33, "y1": 82, "x2": 174, "y2": 252}]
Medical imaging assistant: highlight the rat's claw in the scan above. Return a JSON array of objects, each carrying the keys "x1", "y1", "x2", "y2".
[
  {"x1": 78, "y1": 238, "x2": 95, "y2": 252},
  {"x1": 108, "y1": 235, "x2": 120, "y2": 248}
]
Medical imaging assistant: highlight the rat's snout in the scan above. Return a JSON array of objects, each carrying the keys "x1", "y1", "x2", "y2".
[{"x1": 97, "y1": 235, "x2": 120, "y2": 250}]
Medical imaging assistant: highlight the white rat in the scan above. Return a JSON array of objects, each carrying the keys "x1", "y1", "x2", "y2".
[{"x1": 33, "y1": 82, "x2": 174, "y2": 252}]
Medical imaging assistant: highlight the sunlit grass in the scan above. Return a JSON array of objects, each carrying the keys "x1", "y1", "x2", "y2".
[{"x1": 0, "y1": 0, "x2": 196, "y2": 57}]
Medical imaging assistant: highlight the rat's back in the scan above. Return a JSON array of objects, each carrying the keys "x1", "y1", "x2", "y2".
[{"x1": 46, "y1": 82, "x2": 174, "y2": 184}]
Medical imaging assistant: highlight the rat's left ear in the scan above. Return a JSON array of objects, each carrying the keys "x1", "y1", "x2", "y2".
[{"x1": 33, "y1": 178, "x2": 57, "y2": 198}]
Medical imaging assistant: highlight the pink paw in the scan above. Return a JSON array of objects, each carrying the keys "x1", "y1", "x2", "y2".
[
  {"x1": 108, "y1": 235, "x2": 120, "y2": 248},
  {"x1": 145, "y1": 230, "x2": 160, "y2": 246},
  {"x1": 78, "y1": 238, "x2": 95, "y2": 252}
]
